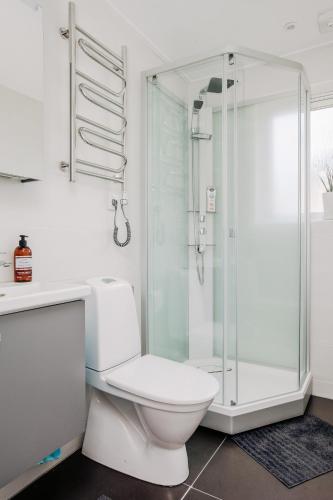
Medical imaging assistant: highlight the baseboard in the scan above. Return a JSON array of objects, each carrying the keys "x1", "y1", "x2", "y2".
[
  {"x1": 0, "y1": 435, "x2": 83, "y2": 500},
  {"x1": 312, "y1": 378, "x2": 333, "y2": 400}
]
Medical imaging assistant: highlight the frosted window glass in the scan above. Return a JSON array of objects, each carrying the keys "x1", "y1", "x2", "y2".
[{"x1": 311, "y1": 106, "x2": 333, "y2": 213}]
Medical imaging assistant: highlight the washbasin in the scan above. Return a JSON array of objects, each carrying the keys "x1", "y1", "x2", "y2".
[
  {"x1": 0, "y1": 282, "x2": 41, "y2": 298},
  {"x1": 0, "y1": 281, "x2": 91, "y2": 315}
]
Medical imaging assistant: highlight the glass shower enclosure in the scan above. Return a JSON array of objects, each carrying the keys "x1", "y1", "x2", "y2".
[{"x1": 143, "y1": 46, "x2": 311, "y2": 433}]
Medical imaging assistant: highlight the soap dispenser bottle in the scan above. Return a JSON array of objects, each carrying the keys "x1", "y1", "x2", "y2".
[{"x1": 14, "y1": 235, "x2": 32, "y2": 282}]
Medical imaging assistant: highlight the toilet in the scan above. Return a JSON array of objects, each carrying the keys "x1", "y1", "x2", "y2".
[{"x1": 82, "y1": 277, "x2": 219, "y2": 486}]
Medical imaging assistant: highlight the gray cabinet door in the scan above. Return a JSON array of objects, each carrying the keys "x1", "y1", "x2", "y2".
[{"x1": 0, "y1": 301, "x2": 86, "y2": 487}]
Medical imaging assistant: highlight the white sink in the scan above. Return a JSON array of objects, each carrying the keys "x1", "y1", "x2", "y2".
[
  {"x1": 0, "y1": 281, "x2": 91, "y2": 315},
  {"x1": 0, "y1": 282, "x2": 41, "y2": 297}
]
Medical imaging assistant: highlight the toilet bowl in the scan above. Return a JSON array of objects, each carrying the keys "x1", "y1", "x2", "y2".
[{"x1": 82, "y1": 277, "x2": 219, "y2": 486}]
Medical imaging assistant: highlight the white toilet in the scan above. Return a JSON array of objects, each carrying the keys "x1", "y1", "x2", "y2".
[{"x1": 82, "y1": 277, "x2": 219, "y2": 486}]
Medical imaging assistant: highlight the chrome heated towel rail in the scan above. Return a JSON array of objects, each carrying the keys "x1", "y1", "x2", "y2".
[{"x1": 60, "y1": 1, "x2": 127, "y2": 184}]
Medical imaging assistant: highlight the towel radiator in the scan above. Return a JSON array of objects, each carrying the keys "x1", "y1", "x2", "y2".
[{"x1": 60, "y1": 1, "x2": 127, "y2": 184}]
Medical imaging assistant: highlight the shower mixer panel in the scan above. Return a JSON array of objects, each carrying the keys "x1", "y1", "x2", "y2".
[{"x1": 206, "y1": 187, "x2": 216, "y2": 213}]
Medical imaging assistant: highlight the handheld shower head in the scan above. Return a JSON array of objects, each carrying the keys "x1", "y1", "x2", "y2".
[{"x1": 193, "y1": 99, "x2": 204, "y2": 113}]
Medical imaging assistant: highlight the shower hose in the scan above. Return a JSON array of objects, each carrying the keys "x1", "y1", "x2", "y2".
[{"x1": 112, "y1": 198, "x2": 131, "y2": 247}]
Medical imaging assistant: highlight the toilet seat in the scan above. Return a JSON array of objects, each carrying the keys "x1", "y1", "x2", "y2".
[{"x1": 105, "y1": 354, "x2": 218, "y2": 406}]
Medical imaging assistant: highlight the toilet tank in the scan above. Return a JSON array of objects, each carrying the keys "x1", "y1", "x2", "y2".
[{"x1": 85, "y1": 277, "x2": 141, "y2": 371}]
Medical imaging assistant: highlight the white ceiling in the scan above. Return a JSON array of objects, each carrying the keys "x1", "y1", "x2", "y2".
[{"x1": 109, "y1": 0, "x2": 333, "y2": 61}]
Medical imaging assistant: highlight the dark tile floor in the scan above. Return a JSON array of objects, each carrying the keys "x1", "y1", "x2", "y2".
[{"x1": 13, "y1": 396, "x2": 333, "y2": 500}]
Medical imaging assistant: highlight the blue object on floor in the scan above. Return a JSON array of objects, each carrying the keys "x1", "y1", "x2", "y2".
[{"x1": 38, "y1": 448, "x2": 62, "y2": 464}]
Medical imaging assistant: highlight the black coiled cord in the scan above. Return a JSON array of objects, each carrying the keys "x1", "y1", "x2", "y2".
[{"x1": 112, "y1": 199, "x2": 131, "y2": 247}]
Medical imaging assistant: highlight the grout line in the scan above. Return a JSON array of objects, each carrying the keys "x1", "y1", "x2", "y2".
[
  {"x1": 191, "y1": 486, "x2": 223, "y2": 499},
  {"x1": 181, "y1": 436, "x2": 227, "y2": 500},
  {"x1": 190, "y1": 436, "x2": 227, "y2": 487},
  {"x1": 181, "y1": 484, "x2": 223, "y2": 500},
  {"x1": 180, "y1": 484, "x2": 192, "y2": 500}
]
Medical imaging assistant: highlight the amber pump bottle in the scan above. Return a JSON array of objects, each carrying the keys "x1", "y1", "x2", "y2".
[{"x1": 14, "y1": 235, "x2": 32, "y2": 282}]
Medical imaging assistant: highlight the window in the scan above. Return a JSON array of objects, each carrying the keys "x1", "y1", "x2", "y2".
[{"x1": 311, "y1": 104, "x2": 333, "y2": 214}]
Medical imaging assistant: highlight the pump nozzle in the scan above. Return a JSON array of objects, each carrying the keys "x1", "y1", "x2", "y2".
[{"x1": 19, "y1": 235, "x2": 28, "y2": 248}]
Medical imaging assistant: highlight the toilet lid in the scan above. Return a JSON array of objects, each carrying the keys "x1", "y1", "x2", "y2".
[{"x1": 105, "y1": 354, "x2": 219, "y2": 405}]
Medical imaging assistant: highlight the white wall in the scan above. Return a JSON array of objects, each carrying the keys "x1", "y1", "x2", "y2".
[
  {"x1": 0, "y1": 0, "x2": 161, "y2": 496},
  {"x1": 310, "y1": 221, "x2": 333, "y2": 399}
]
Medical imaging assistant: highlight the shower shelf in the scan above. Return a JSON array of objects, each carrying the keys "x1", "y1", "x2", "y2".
[
  {"x1": 187, "y1": 243, "x2": 216, "y2": 247},
  {"x1": 59, "y1": 1, "x2": 128, "y2": 184},
  {"x1": 187, "y1": 210, "x2": 216, "y2": 213}
]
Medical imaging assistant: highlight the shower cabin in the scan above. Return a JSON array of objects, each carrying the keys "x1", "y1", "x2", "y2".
[{"x1": 143, "y1": 46, "x2": 311, "y2": 433}]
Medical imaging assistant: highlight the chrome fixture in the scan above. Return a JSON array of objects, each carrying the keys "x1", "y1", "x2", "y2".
[
  {"x1": 59, "y1": 1, "x2": 128, "y2": 184},
  {"x1": 190, "y1": 76, "x2": 234, "y2": 285},
  {"x1": 0, "y1": 253, "x2": 11, "y2": 268},
  {"x1": 0, "y1": 262, "x2": 11, "y2": 268},
  {"x1": 283, "y1": 21, "x2": 296, "y2": 31},
  {"x1": 191, "y1": 132, "x2": 212, "y2": 141},
  {"x1": 318, "y1": 10, "x2": 333, "y2": 33},
  {"x1": 199, "y1": 77, "x2": 234, "y2": 95}
]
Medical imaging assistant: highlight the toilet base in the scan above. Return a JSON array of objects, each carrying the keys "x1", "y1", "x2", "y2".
[{"x1": 82, "y1": 389, "x2": 189, "y2": 486}]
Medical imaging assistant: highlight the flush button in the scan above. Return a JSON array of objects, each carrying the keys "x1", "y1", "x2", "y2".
[{"x1": 102, "y1": 278, "x2": 116, "y2": 284}]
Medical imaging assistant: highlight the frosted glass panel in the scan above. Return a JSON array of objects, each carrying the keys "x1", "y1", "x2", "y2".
[
  {"x1": 236, "y1": 91, "x2": 300, "y2": 401},
  {"x1": 147, "y1": 82, "x2": 189, "y2": 361},
  {"x1": 237, "y1": 96, "x2": 299, "y2": 361}
]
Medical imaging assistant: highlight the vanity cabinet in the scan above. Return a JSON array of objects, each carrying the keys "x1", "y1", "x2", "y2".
[{"x1": 0, "y1": 301, "x2": 86, "y2": 487}]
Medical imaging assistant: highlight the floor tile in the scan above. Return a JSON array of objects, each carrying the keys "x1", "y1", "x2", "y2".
[
  {"x1": 183, "y1": 487, "x2": 222, "y2": 499},
  {"x1": 306, "y1": 395, "x2": 333, "y2": 425},
  {"x1": 14, "y1": 452, "x2": 188, "y2": 500},
  {"x1": 193, "y1": 438, "x2": 333, "y2": 500},
  {"x1": 185, "y1": 426, "x2": 225, "y2": 484}
]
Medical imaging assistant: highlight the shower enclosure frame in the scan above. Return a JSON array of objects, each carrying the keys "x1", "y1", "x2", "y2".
[{"x1": 142, "y1": 45, "x2": 311, "y2": 434}]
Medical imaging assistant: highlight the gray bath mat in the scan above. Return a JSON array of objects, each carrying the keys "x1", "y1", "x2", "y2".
[{"x1": 232, "y1": 415, "x2": 333, "y2": 488}]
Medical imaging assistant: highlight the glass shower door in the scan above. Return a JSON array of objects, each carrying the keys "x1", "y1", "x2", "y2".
[{"x1": 147, "y1": 79, "x2": 189, "y2": 362}]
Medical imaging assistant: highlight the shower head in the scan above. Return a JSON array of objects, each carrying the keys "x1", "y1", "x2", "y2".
[
  {"x1": 191, "y1": 98, "x2": 211, "y2": 139},
  {"x1": 207, "y1": 77, "x2": 223, "y2": 93},
  {"x1": 200, "y1": 77, "x2": 234, "y2": 95},
  {"x1": 193, "y1": 99, "x2": 204, "y2": 113}
]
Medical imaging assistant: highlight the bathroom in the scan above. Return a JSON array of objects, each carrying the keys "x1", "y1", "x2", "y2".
[{"x1": 0, "y1": 0, "x2": 333, "y2": 498}]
